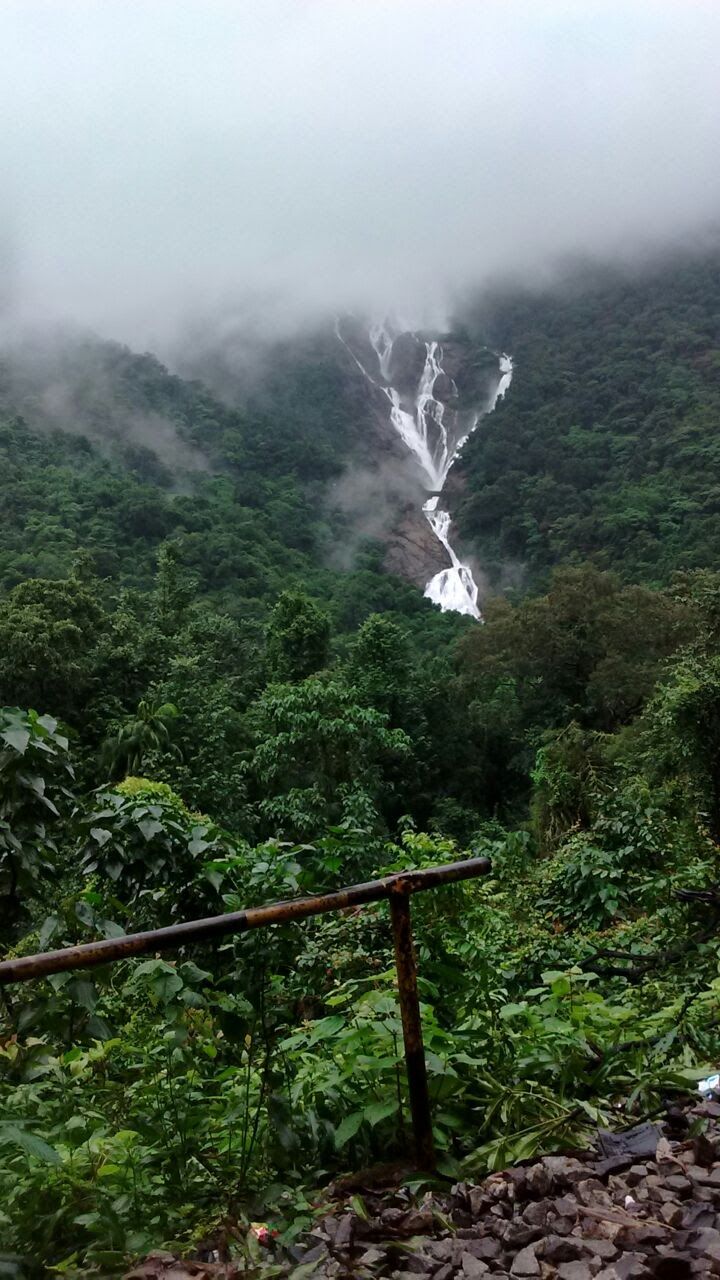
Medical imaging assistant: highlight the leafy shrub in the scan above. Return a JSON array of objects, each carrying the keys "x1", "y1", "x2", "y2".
[
  {"x1": 78, "y1": 780, "x2": 231, "y2": 925},
  {"x1": 0, "y1": 708, "x2": 75, "y2": 929}
]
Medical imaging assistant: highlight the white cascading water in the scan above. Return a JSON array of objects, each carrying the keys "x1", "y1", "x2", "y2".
[
  {"x1": 423, "y1": 351, "x2": 513, "y2": 618},
  {"x1": 336, "y1": 319, "x2": 512, "y2": 620}
]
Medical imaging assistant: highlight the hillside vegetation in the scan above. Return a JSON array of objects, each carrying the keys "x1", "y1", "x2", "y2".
[
  {"x1": 2, "y1": 254, "x2": 720, "y2": 1273},
  {"x1": 455, "y1": 249, "x2": 720, "y2": 590}
]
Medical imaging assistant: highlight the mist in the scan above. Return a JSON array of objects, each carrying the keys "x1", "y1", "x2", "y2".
[
  {"x1": 0, "y1": 330, "x2": 210, "y2": 475},
  {"x1": 3, "y1": 0, "x2": 720, "y2": 349}
]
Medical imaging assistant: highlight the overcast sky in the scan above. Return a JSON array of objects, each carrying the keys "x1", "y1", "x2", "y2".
[{"x1": 2, "y1": 0, "x2": 720, "y2": 347}]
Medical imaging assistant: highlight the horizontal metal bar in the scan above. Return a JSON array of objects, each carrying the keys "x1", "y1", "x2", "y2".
[{"x1": 0, "y1": 856, "x2": 490, "y2": 985}]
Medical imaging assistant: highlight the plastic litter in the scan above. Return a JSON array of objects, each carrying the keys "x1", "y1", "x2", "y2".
[
  {"x1": 250, "y1": 1224, "x2": 277, "y2": 1246},
  {"x1": 596, "y1": 1121, "x2": 664, "y2": 1161},
  {"x1": 698, "y1": 1073, "x2": 720, "y2": 1101}
]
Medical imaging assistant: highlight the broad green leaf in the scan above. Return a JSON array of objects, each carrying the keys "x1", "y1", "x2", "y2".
[
  {"x1": 1, "y1": 727, "x2": 30, "y2": 753},
  {"x1": 68, "y1": 978, "x2": 97, "y2": 1012},
  {"x1": 500, "y1": 1002, "x2": 528, "y2": 1020},
  {"x1": 1, "y1": 1126, "x2": 61, "y2": 1165},
  {"x1": 365, "y1": 1099, "x2": 399, "y2": 1126},
  {"x1": 138, "y1": 819, "x2": 164, "y2": 841},
  {"x1": 335, "y1": 1111, "x2": 364, "y2": 1148},
  {"x1": 306, "y1": 1015, "x2": 345, "y2": 1045},
  {"x1": 133, "y1": 959, "x2": 183, "y2": 1001}
]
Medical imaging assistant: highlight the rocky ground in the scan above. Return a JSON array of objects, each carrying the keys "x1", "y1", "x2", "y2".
[{"x1": 126, "y1": 1099, "x2": 720, "y2": 1280}]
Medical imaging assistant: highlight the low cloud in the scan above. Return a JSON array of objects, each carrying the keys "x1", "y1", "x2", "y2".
[
  {"x1": 1, "y1": 1, "x2": 718, "y2": 349},
  {"x1": 327, "y1": 455, "x2": 426, "y2": 571},
  {"x1": 0, "y1": 331, "x2": 209, "y2": 475}
]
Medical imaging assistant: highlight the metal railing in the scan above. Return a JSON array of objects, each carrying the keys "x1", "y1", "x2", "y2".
[{"x1": 0, "y1": 855, "x2": 491, "y2": 1169}]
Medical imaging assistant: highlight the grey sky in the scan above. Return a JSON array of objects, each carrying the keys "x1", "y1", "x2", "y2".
[{"x1": 3, "y1": 0, "x2": 720, "y2": 346}]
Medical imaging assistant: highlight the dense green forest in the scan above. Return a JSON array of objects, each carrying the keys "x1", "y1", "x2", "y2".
[
  {"x1": 455, "y1": 250, "x2": 720, "y2": 590},
  {"x1": 3, "y1": 252, "x2": 720, "y2": 1274}
]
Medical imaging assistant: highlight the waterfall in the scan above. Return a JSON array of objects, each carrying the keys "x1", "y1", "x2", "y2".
[
  {"x1": 336, "y1": 320, "x2": 512, "y2": 620},
  {"x1": 423, "y1": 351, "x2": 513, "y2": 619}
]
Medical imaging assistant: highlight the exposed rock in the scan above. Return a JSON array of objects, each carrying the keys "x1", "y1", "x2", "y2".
[
  {"x1": 504, "y1": 1220, "x2": 544, "y2": 1248},
  {"x1": 595, "y1": 1259, "x2": 650, "y2": 1280},
  {"x1": 539, "y1": 1235, "x2": 589, "y2": 1264},
  {"x1": 664, "y1": 1177, "x2": 692, "y2": 1198},
  {"x1": 541, "y1": 1156, "x2": 591, "y2": 1188},
  {"x1": 557, "y1": 1264, "x2": 595, "y2": 1280},
  {"x1": 461, "y1": 1252, "x2": 489, "y2": 1276},
  {"x1": 126, "y1": 1104, "x2": 720, "y2": 1280},
  {"x1": 510, "y1": 1243, "x2": 541, "y2": 1276},
  {"x1": 383, "y1": 501, "x2": 449, "y2": 588},
  {"x1": 395, "y1": 1254, "x2": 433, "y2": 1274}
]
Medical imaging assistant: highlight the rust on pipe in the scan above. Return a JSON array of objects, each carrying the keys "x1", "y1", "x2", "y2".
[
  {"x1": 0, "y1": 856, "x2": 490, "y2": 985},
  {"x1": 390, "y1": 887, "x2": 435, "y2": 1170}
]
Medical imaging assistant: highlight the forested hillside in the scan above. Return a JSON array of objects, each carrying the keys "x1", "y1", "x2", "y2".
[
  {"x1": 4, "y1": 253, "x2": 720, "y2": 1272},
  {"x1": 454, "y1": 249, "x2": 720, "y2": 591},
  {"x1": 0, "y1": 331, "x2": 377, "y2": 605}
]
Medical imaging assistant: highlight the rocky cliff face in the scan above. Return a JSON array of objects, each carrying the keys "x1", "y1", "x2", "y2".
[{"x1": 382, "y1": 500, "x2": 450, "y2": 588}]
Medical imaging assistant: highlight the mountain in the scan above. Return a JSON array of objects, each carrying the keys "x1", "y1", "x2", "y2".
[
  {"x1": 0, "y1": 326, "x2": 455, "y2": 637},
  {"x1": 7, "y1": 248, "x2": 720, "y2": 627},
  {"x1": 452, "y1": 247, "x2": 720, "y2": 592}
]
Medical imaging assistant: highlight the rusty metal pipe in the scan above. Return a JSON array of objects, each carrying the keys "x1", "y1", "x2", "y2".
[
  {"x1": 0, "y1": 856, "x2": 490, "y2": 985},
  {"x1": 390, "y1": 888, "x2": 435, "y2": 1170}
]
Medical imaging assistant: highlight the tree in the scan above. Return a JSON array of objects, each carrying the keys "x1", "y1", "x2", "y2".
[
  {"x1": 0, "y1": 708, "x2": 75, "y2": 928},
  {"x1": 0, "y1": 573, "x2": 106, "y2": 722},
  {"x1": 152, "y1": 542, "x2": 197, "y2": 635},
  {"x1": 102, "y1": 698, "x2": 180, "y2": 780},
  {"x1": 643, "y1": 652, "x2": 720, "y2": 841},
  {"x1": 458, "y1": 566, "x2": 689, "y2": 736},
  {"x1": 530, "y1": 723, "x2": 610, "y2": 853},
  {"x1": 346, "y1": 614, "x2": 411, "y2": 721},
  {"x1": 249, "y1": 675, "x2": 413, "y2": 838},
  {"x1": 144, "y1": 658, "x2": 251, "y2": 832},
  {"x1": 265, "y1": 591, "x2": 331, "y2": 683}
]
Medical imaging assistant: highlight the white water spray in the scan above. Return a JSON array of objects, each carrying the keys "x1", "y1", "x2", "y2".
[
  {"x1": 423, "y1": 351, "x2": 512, "y2": 618},
  {"x1": 336, "y1": 319, "x2": 512, "y2": 620}
]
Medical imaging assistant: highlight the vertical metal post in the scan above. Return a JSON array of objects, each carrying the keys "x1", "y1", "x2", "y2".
[{"x1": 389, "y1": 887, "x2": 435, "y2": 1170}]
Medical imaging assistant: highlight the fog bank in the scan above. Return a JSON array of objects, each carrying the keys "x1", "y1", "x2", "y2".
[{"x1": 2, "y1": 1, "x2": 719, "y2": 347}]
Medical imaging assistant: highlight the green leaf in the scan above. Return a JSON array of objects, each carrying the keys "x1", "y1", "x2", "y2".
[
  {"x1": 1, "y1": 727, "x2": 30, "y2": 753},
  {"x1": 1, "y1": 1126, "x2": 61, "y2": 1165},
  {"x1": 68, "y1": 978, "x2": 97, "y2": 1012},
  {"x1": 365, "y1": 1099, "x2": 398, "y2": 1126},
  {"x1": 335, "y1": 1111, "x2": 365, "y2": 1148},
  {"x1": 306, "y1": 1015, "x2": 345, "y2": 1045},
  {"x1": 138, "y1": 819, "x2": 164, "y2": 841},
  {"x1": 188, "y1": 836, "x2": 210, "y2": 855},
  {"x1": 18, "y1": 772, "x2": 46, "y2": 797},
  {"x1": 38, "y1": 914, "x2": 59, "y2": 948},
  {"x1": 541, "y1": 970, "x2": 566, "y2": 985},
  {"x1": 180, "y1": 961, "x2": 212, "y2": 985},
  {"x1": 349, "y1": 1194, "x2": 369, "y2": 1220},
  {"x1": 133, "y1": 959, "x2": 183, "y2": 1002},
  {"x1": 499, "y1": 1002, "x2": 528, "y2": 1020}
]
